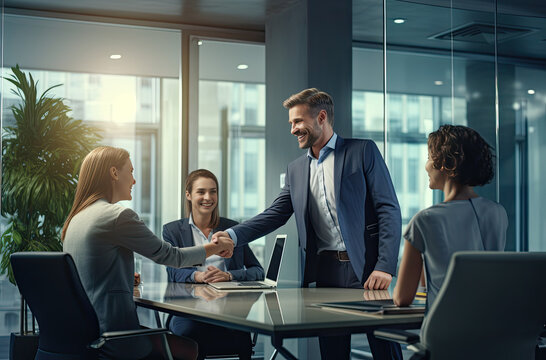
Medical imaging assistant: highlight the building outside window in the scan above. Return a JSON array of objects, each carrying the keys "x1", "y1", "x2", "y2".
[{"x1": 0, "y1": 15, "x2": 182, "y2": 346}]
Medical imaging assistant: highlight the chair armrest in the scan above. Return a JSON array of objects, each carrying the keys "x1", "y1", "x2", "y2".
[
  {"x1": 89, "y1": 327, "x2": 171, "y2": 349},
  {"x1": 373, "y1": 329, "x2": 420, "y2": 345}
]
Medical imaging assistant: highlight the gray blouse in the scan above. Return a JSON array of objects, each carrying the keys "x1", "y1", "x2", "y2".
[
  {"x1": 404, "y1": 197, "x2": 508, "y2": 311},
  {"x1": 63, "y1": 198, "x2": 206, "y2": 357}
]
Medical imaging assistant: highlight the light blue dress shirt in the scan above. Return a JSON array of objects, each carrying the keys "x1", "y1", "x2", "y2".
[
  {"x1": 189, "y1": 214, "x2": 226, "y2": 281},
  {"x1": 227, "y1": 133, "x2": 346, "y2": 253},
  {"x1": 307, "y1": 133, "x2": 346, "y2": 253}
]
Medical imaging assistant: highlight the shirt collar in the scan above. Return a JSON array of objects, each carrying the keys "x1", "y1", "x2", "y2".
[
  {"x1": 188, "y1": 214, "x2": 213, "y2": 240},
  {"x1": 307, "y1": 133, "x2": 337, "y2": 164}
]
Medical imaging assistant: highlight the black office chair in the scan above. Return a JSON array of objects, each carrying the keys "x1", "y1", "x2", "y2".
[
  {"x1": 374, "y1": 251, "x2": 546, "y2": 360},
  {"x1": 10, "y1": 252, "x2": 176, "y2": 360}
]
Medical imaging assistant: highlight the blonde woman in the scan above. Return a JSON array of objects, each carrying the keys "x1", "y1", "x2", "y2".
[{"x1": 62, "y1": 146, "x2": 233, "y2": 359}]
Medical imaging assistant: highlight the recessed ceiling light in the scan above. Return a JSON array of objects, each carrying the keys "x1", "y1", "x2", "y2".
[
  {"x1": 434, "y1": 80, "x2": 443, "y2": 86},
  {"x1": 237, "y1": 64, "x2": 249, "y2": 70},
  {"x1": 528, "y1": 89, "x2": 535, "y2": 95},
  {"x1": 393, "y1": 18, "x2": 406, "y2": 24},
  {"x1": 197, "y1": 40, "x2": 203, "y2": 46},
  {"x1": 110, "y1": 54, "x2": 122, "y2": 60}
]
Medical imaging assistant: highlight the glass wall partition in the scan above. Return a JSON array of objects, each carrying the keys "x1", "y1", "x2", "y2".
[
  {"x1": 353, "y1": 0, "x2": 546, "y2": 256},
  {"x1": 194, "y1": 39, "x2": 266, "y2": 263},
  {"x1": 496, "y1": 7, "x2": 546, "y2": 252},
  {"x1": 0, "y1": 14, "x2": 181, "y2": 344}
]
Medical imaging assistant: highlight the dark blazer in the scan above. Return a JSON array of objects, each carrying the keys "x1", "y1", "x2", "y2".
[
  {"x1": 163, "y1": 217, "x2": 264, "y2": 282},
  {"x1": 230, "y1": 136, "x2": 402, "y2": 286}
]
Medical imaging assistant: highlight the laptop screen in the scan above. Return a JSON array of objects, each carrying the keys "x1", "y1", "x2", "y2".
[{"x1": 265, "y1": 235, "x2": 286, "y2": 282}]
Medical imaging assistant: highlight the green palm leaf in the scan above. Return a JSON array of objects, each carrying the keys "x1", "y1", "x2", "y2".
[{"x1": 1, "y1": 65, "x2": 102, "y2": 284}]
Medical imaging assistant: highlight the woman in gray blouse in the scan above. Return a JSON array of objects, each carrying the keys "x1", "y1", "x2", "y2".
[
  {"x1": 62, "y1": 146, "x2": 234, "y2": 359},
  {"x1": 394, "y1": 125, "x2": 507, "y2": 311}
]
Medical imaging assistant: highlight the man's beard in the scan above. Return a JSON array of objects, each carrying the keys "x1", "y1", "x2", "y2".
[{"x1": 300, "y1": 122, "x2": 321, "y2": 149}]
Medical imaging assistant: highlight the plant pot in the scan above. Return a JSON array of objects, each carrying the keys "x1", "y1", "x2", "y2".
[{"x1": 9, "y1": 332, "x2": 39, "y2": 360}]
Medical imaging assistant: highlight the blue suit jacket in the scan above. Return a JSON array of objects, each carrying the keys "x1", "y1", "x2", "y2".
[
  {"x1": 230, "y1": 136, "x2": 401, "y2": 285},
  {"x1": 163, "y1": 217, "x2": 264, "y2": 282}
]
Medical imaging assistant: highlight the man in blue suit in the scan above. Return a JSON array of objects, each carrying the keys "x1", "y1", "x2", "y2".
[{"x1": 214, "y1": 88, "x2": 402, "y2": 360}]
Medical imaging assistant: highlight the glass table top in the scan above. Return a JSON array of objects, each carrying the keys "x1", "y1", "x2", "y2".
[{"x1": 135, "y1": 282, "x2": 423, "y2": 334}]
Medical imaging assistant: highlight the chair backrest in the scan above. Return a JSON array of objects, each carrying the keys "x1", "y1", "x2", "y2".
[
  {"x1": 422, "y1": 251, "x2": 546, "y2": 360},
  {"x1": 11, "y1": 252, "x2": 100, "y2": 359}
]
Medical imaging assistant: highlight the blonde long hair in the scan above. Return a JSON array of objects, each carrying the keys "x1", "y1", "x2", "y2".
[
  {"x1": 61, "y1": 146, "x2": 130, "y2": 241},
  {"x1": 185, "y1": 169, "x2": 220, "y2": 229}
]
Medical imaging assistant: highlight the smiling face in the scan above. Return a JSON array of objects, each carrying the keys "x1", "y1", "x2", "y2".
[
  {"x1": 288, "y1": 104, "x2": 325, "y2": 150},
  {"x1": 425, "y1": 150, "x2": 446, "y2": 190},
  {"x1": 186, "y1": 176, "x2": 218, "y2": 219},
  {"x1": 112, "y1": 158, "x2": 135, "y2": 202}
]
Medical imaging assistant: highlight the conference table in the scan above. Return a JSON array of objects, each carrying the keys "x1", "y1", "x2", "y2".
[{"x1": 134, "y1": 282, "x2": 424, "y2": 359}]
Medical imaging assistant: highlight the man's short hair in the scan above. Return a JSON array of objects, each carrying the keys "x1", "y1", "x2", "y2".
[{"x1": 283, "y1": 88, "x2": 334, "y2": 125}]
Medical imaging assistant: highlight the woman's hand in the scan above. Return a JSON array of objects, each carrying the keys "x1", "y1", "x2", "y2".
[
  {"x1": 194, "y1": 286, "x2": 228, "y2": 301},
  {"x1": 202, "y1": 266, "x2": 232, "y2": 283},
  {"x1": 211, "y1": 231, "x2": 234, "y2": 258},
  {"x1": 204, "y1": 235, "x2": 234, "y2": 258},
  {"x1": 214, "y1": 235, "x2": 234, "y2": 258},
  {"x1": 194, "y1": 271, "x2": 205, "y2": 283}
]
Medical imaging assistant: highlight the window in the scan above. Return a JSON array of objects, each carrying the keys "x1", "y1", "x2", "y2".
[
  {"x1": 1, "y1": 15, "x2": 181, "y2": 339},
  {"x1": 196, "y1": 40, "x2": 266, "y2": 263}
]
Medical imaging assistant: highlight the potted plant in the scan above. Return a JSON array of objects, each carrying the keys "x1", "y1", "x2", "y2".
[{"x1": 0, "y1": 65, "x2": 101, "y2": 359}]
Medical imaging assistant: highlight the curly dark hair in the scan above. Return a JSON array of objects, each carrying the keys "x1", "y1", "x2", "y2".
[{"x1": 428, "y1": 125, "x2": 494, "y2": 186}]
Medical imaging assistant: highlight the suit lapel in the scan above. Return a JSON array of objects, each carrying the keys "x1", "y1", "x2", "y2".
[
  {"x1": 302, "y1": 156, "x2": 311, "y2": 221},
  {"x1": 179, "y1": 219, "x2": 195, "y2": 247},
  {"x1": 334, "y1": 136, "x2": 347, "y2": 208}
]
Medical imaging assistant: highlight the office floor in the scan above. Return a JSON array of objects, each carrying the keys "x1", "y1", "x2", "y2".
[
  {"x1": 249, "y1": 336, "x2": 413, "y2": 360},
  {"x1": 0, "y1": 334, "x2": 418, "y2": 360},
  {"x1": 350, "y1": 336, "x2": 413, "y2": 360}
]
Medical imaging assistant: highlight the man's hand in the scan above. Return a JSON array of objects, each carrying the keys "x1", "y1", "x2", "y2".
[
  {"x1": 134, "y1": 272, "x2": 141, "y2": 286},
  {"x1": 363, "y1": 270, "x2": 392, "y2": 290},
  {"x1": 202, "y1": 266, "x2": 231, "y2": 283},
  {"x1": 363, "y1": 289, "x2": 391, "y2": 301},
  {"x1": 211, "y1": 231, "x2": 233, "y2": 258},
  {"x1": 211, "y1": 231, "x2": 229, "y2": 242}
]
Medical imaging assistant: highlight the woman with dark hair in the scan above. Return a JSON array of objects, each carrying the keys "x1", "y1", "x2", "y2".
[
  {"x1": 394, "y1": 125, "x2": 508, "y2": 311},
  {"x1": 62, "y1": 147, "x2": 234, "y2": 359},
  {"x1": 163, "y1": 169, "x2": 264, "y2": 360}
]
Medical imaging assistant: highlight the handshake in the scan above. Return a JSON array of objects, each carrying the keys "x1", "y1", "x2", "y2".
[{"x1": 207, "y1": 231, "x2": 234, "y2": 258}]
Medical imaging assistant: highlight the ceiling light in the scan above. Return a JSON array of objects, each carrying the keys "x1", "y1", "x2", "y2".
[
  {"x1": 237, "y1": 64, "x2": 249, "y2": 70},
  {"x1": 110, "y1": 54, "x2": 122, "y2": 60},
  {"x1": 197, "y1": 40, "x2": 203, "y2": 46},
  {"x1": 434, "y1": 80, "x2": 443, "y2": 86},
  {"x1": 393, "y1": 18, "x2": 406, "y2": 24},
  {"x1": 528, "y1": 89, "x2": 535, "y2": 95}
]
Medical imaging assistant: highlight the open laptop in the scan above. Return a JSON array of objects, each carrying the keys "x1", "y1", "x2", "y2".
[{"x1": 208, "y1": 234, "x2": 286, "y2": 290}]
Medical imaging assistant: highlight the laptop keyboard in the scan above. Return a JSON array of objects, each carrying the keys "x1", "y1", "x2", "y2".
[{"x1": 237, "y1": 281, "x2": 266, "y2": 286}]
